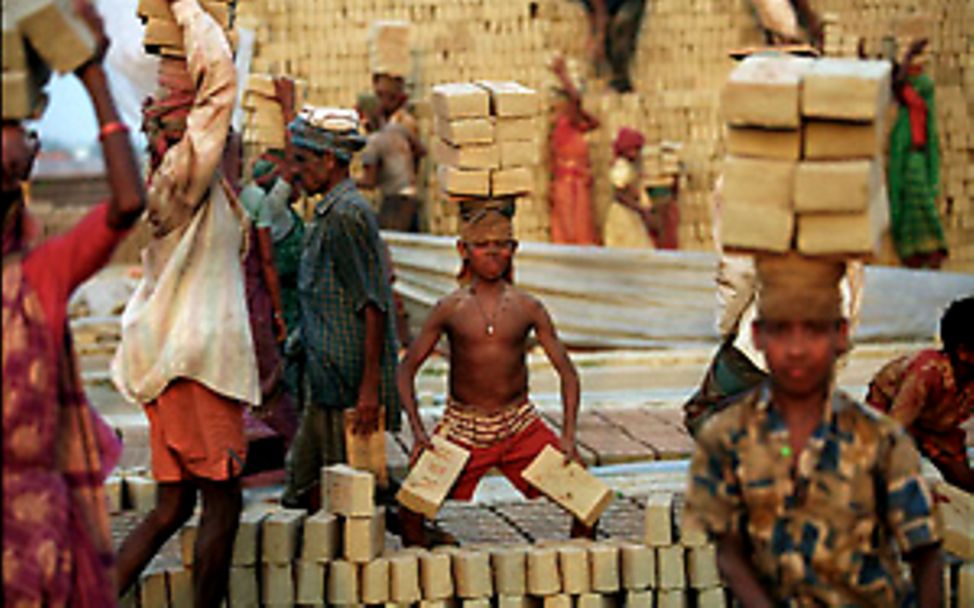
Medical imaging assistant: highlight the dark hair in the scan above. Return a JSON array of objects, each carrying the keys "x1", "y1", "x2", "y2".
[{"x1": 941, "y1": 296, "x2": 974, "y2": 355}]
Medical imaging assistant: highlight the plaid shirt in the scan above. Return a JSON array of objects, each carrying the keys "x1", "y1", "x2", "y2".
[
  {"x1": 298, "y1": 179, "x2": 400, "y2": 427},
  {"x1": 867, "y1": 349, "x2": 972, "y2": 468},
  {"x1": 687, "y1": 384, "x2": 940, "y2": 607}
]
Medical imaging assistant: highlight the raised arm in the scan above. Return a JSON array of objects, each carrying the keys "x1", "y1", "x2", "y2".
[
  {"x1": 397, "y1": 297, "x2": 455, "y2": 460},
  {"x1": 529, "y1": 296, "x2": 581, "y2": 462}
]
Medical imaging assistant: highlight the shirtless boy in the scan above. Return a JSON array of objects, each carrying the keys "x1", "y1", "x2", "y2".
[{"x1": 397, "y1": 198, "x2": 589, "y2": 546}]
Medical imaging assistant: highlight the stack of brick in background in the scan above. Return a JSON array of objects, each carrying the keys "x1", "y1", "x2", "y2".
[
  {"x1": 2, "y1": 0, "x2": 100, "y2": 120},
  {"x1": 138, "y1": 0, "x2": 237, "y2": 58},
  {"x1": 232, "y1": 0, "x2": 973, "y2": 269},
  {"x1": 821, "y1": 13, "x2": 862, "y2": 59},
  {"x1": 369, "y1": 19, "x2": 411, "y2": 78},
  {"x1": 720, "y1": 54, "x2": 891, "y2": 257},
  {"x1": 240, "y1": 73, "x2": 309, "y2": 171},
  {"x1": 428, "y1": 81, "x2": 544, "y2": 240}
]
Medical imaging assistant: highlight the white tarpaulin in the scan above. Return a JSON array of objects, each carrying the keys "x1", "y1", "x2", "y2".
[{"x1": 386, "y1": 233, "x2": 974, "y2": 349}]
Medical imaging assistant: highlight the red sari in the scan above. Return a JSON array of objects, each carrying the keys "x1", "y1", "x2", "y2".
[
  {"x1": 549, "y1": 113, "x2": 599, "y2": 245},
  {"x1": 3, "y1": 203, "x2": 123, "y2": 607}
]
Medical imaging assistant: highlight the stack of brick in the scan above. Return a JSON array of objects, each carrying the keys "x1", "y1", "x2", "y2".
[
  {"x1": 2, "y1": 0, "x2": 101, "y2": 120},
  {"x1": 138, "y1": 0, "x2": 237, "y2": 58},
  {"x1": 821, "y1": 13, "x2": 862, "y2": 59},
  {"x1": 240, "y1": 73, "x2": 308, "y2": 168},
  {"x1": 428, "y1": 81, "x2": 543, "y2": 239},
  {"x1": 369, "y1": 20, "x2": 411, "y2": 78},
  {"x1": 720, "y1": 54, "x2": 892, "y2": 258}
]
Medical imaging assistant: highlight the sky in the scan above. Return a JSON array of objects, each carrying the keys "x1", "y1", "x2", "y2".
[{"x1": 32, "y1": 75, "x2": 99, "y2": 151}]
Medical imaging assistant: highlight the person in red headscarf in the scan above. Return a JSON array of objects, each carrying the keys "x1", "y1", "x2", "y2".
[
  {"x1": 3, "y1": 3, "x2": 145, "y2": 606},
  {"x1": 604, "y1": 126, "x2": 654, "y2": 249}
]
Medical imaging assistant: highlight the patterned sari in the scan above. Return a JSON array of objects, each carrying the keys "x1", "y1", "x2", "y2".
[{"x1": 3, "y1": 251, "x2": 120, "y2": 607}]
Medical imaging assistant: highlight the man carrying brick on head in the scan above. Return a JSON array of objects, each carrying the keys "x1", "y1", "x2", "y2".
[
  {"x1": 358, "y1": 73, "x2": 426, "y2": 232},
  {"x1": 112, "y1": 0, "x2": 255, "y2": 604},
  {"x1": 686, "y1": 252, "x2": 944, "y2": 607},
  {"x1": 866, "y1": 296, "x2": 974, "y2": 493},
  {"x1": 396, "y1": 198, "x2": 593, "y2": 547},
  {"x1": 280, "y1": 107, "x2": 402, "y2": 509}
]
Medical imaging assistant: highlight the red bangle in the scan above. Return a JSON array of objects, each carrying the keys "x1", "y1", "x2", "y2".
[{"x1": 99, "y1": 121, "x2": 129, "y2": 140}]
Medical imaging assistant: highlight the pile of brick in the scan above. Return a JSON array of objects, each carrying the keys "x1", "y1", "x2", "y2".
[
  {"x1": 720, "y1": 54, "x2": 891, "y2": 257},
  {"x1": 240, "y1": 73, "x2": 308, "y2": 162},
  {"x1": 2, "y1": 0, "x2": 101, "y2": 120},
  {"x1": 138, "y1": 0, "x2": 237, "y2": 58},
  {"x1": 105, "y1": 469, "x2": 159, "y2": 516},
  {"x1": 428, "y1": 81, "x2": 545, "y2": 240}
]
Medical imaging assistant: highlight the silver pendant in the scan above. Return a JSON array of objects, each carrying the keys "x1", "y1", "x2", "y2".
[{"x1": 487, "y1": 324, "x2": 495, "y2": 336}]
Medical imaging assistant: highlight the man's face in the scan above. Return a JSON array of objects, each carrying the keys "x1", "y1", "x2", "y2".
[
  {"x1": 950, "y1": 346, "x2": 974, "y2": 389},
  {"x1": 2, "y1": 123, "x2": 39, "y2": 206},
  {"x1": 293, "y1": 147, "x2": 333, "y2": 195},
  {"x1": 459, "y1": 238, "x2": 517, "y2": 282},
  {"x1": 373, "y1": 75, "x2": 404, "y2": 117},
  {"x1": 754, "y1": 318, "x2": 848, "y2": 399}
]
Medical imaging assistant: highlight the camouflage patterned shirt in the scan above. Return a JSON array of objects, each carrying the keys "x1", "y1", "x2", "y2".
[{"x1": 687, "y1": 383, "x2": 941, "y2": 607}]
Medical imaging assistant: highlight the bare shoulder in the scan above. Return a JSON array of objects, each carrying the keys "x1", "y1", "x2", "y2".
[
  {"x1": 510, "y1": 286, "x2": 548, "y2": 317},
  {"x1": 432, "y1": 288, "x2": 468, "y2": 319}
]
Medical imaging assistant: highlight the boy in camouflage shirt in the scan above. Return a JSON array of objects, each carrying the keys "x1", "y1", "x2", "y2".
[{"x1": 686, "y1": 253, "x2": 943, "y2": 607}]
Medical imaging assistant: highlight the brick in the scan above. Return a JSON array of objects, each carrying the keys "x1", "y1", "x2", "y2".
[
  {"x1": 344, "y1": 507, "x2": 385, "y2": 562},
  {"x1": 589, "y1": 543, "x2": 620, "y2": 593},
  {"x1": 491, "y1": 547, "x2": 527, "y2": 596},
  {"x1": 432, "y1": 83, "x2": 491, "y2": 120},
  {"x1": 343, "y1": 407, "x2": 389, "y2": 488},
  {"x1": 620, "y1": 543, "x2": 655, "y2": 590},
  {"x1": 935, "y1": 481, "x2": 974, "y2": 559},
  {"x1": 105, "y1": 475, "x2": 123, "y2": 514},
  {"x1": 687, "y1": 545, "x2": 719, "y2": 588},
  {"x1": 499, "y1": 140, "x2": 541, "y2": 168},
  {"x1": 577, "y1": 593, "x2": 616, "y2": 608},
  {"x1": 18, "y1": 0, "x2": 98, "y2": 73},
  {"x1": 139, "y1": 569, "x2": 168, "y2": 608},
  {"x1": 494, "y1": 117, "x2": 542, "y2": 142},
  {"x1": 166, "y1": 567, "x2": 192, "y2": 607},
  {"x1": 143, "y1": 18, "x2": 183, "y2": 52},
  {"x1": 397, "y1": 435, "x2": 471, "y2": 518},
  {"x1": 322, "y1": 464, "x2": 374, "y2": 517},
  {"x1": 521, "y1": 445, "x2": 613, "y2": 528},
  {"x1": 436, "y1": 165, "x2": 490, "y2": 197},
  {"x1": 542, "y1": 595, "x2": 572, "y2": 608},
  {"x1": 228, "y1": 566, "x2": 259, "y2": 608},
  {"x1": 2, "y1": 27, "x2": 26, "y2": 71},
  {"x1": 802, "y1": 59, "x2": 891, "y2": 121},
  {"x1": 498, "y1": 597, "x2": 540, "y2": 608},
  {"x1": 433, "y1": 138, "x2": 500, "y2": 170},
  {"x1": 796, "y1": 181, "x2": 888, "y2": 256},
  {"x1": 720, "y1": 201, "x2": 794, "y2": 253},
  {"x1": 233, "y1": 506, "x2": 269, "y2": 566},
  {"x1": 420, "y1": 550, "x2": 455, "y2": 599},
  {"x1": 477, "y1": 81, "x2": 540, "y2": 117},
  {"x1": 453, "y1": 549, "x2": 493, "y2": 598},
  {"x1": 369, "y1": 20, "x2": 411, "y2": 77},
  {"x1": 262, "y1": 563, "x2": 294, "y2": 605},
  {"x1": 722, "y1": 55, "x2": 813, "y2": 128},
  {"x1": 361, "y1": 557, "x2": 390, "y2": 604},
  {"x1": 302, "y1": 510, "x2": 339, "y2": 562},
  {"x1": 389, "y1": 553, "x2": 422, "y2": 604},
  {"x1": 126, "y1": 475, "x2": 157, "y2": 514},
  {"x1": 697, "y1": 586, "x2": 727, "y2": 608},
  {"x1": 625, "y1": 590, "x2": 653, "y2": 608},
  {"x1": 723, "y1": 156, "x2": 795, "y2": 210},
  {"x1": 676, "y1": 502, "x2": 708, "y2": 547},
  {"x1": 179, "y1": 514, "x2": 199, "y2": 566},
  {"x1": 794, "y1": 159, "x2": 880, "y2": 213},
  {"x1": 803, "y1": 120, "x2": 883, "y2": 160},
  {"x1": 435, "y1": 117, "x2": 495, "y2": 146},
  {"x1": 643, "y1": 493, "x2": 673, "y2": 546},
  {"x1": 558, "y1": 545, "x2": 590, "y2": 594},
  {"x1": 491, "y1": 167, "x2": 533, "y2": 196},
  {"x1": 658, "y1": 589, "x2": 688, "y2": 608},
  {"x1": 294, "y1": 560, "x2": 326, "y2": 606},
  {"x1": 725, "y1": 127, "x2": 801, "y2": 160},
  {"x1": 327, "y1": 560, "x2": 359, "y2": 605},
  {"x1": 527, "y1": 547, "x2": 561, "y2": 595},
  {"x1": 463, "y1": 599, "x2": 491, "y2": 608},
  {"x1": 262, "y1": 508, "x2": 305, "y2": 564},
  {"x1": 657, "y1": 546, "x2": 685, "y2": 590}
]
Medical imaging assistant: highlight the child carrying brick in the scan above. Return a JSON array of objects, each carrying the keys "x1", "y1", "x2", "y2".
[{"x1": 396, "y1": 197, "x2": 591, "y2": 546}]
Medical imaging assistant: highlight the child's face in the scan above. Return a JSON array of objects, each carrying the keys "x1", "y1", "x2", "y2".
[
  {"x1": 754, "y1": 318, "x2": 848, "y2": 399},
  {"x1": 460, "y1": 238, "x2": 517, "y2": 281},
  {"x1": 950, "y1": 346, "x2": 974, "y2": 389}
]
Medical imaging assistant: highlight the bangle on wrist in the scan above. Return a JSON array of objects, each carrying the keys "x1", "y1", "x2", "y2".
[{"x1": 99, "y1": 121, "x2": 128, "y2": 140}]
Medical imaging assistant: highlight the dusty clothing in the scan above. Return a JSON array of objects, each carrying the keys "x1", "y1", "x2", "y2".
[
  {"x1": 282, "y1": 402, "x2": 346, "y2": 506},
  {"x1": 687, "y1": 385, "x2": 940, "y2": 607},
  {"x1": 239, "y1": 179, "x2": 296, "y2": 242},
  {"x1": 363, "y1": 108, "x2": 421, "y2": 232},
  {"x1": 296, "y1": 178, "x2": 400, "y2": 423},
  {"x1": 113, "y1": 0, "x2": 258, "y2": 408},
  {"x1": 432, "y1": 401, "x2": 561, "y2": 500},
  {"x1": 866, "y1": 349, "x2": 972, "y2": 469},
  {"x1": 3, "y1": 203, "x2": 124, "y2": 608},
  {"x1": 604, "y1": 157, "x2": 653, "y2": 249},
  {"x1": 144, "y1": 379, "x2": 247, "y2": 482},
  {"x1": 549, "y1": 113, "x2": 599, "y2": 245}
]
